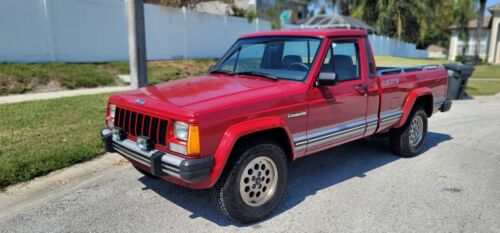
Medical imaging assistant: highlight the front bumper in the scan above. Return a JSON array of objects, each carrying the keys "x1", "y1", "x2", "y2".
[{"x1": 101, "y1": 128, "x2": 213, "y2": 183}]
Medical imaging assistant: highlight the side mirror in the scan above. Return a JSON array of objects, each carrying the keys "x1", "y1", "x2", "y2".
[{"x1": 316, "y1": 72, "x2": 338, "y2": 86}]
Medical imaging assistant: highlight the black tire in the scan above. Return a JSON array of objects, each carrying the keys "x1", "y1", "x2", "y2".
[
  {"x1": 210, "y1": 140, "x2": 288, "y2": 224},
  {"x1": 133, "y1": 165, "x2": 158, "y2": 179},
  {"x1": 390, "y1": 106, "x2": 428, "y2": 157}
]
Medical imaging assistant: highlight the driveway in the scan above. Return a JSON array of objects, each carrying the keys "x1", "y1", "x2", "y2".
[{"x1": 1, "y1": 97, "x2": 500, "y2": 232}]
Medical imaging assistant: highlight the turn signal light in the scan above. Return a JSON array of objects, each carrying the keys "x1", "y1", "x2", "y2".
[{"x1": 187, "y1": 125, "x2": 200, "y2": 155}]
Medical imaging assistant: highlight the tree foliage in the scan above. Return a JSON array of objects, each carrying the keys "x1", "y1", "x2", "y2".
[
  {"x1": 453, "y1": 0, "x2": 476, "y2": 42},
  {"x1": 319, "y1": 5, "x2": 327, "y2": 14},
  {"x1": 350, "y1": 0, "x2": 378, "y2": 26},
  {"x1": 338, "y1": 0, "x2": 361, "y2": 15},
  {"x1": 266, "y1": 3, "x2": 284, "y2": 29},
  {"x1": 347, "y1": 0, "x2": 477, "y2": 48},
  {"x1": 475, "y1": 0, "x2": 487, "y2": 60},
  {"x1": 146, "y1": 0, "x2": 479, "y2": 49},
  {"x1": 144, "y1": 0, "x2": 232, "y2": 9}
]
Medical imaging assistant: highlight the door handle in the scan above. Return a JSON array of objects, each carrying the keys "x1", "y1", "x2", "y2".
[{"x1": 355, "y1": 84, "x2": 368, "y2": 96}]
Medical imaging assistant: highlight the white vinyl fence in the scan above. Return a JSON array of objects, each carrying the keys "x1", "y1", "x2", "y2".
[
  {"x1": 368, "y1": 34, "x2": 428, "y2": 59},
  {"x1": 0, "y1": 0, "x2": 271, "y2": 62},
  {"x1": 0, "y1": 0, "x2": 427, "y2": 63}
]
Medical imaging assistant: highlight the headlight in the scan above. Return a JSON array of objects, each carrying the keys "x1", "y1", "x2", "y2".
[
  {"x1": 109, "y1": 104, "x2": 116, "y2": 118},
  {"x1": 174, "y1": 121, "x2": 188, "y2": 141},
  {"x1": 170, "y1": 122, "x2": 200, "y2": 156}
]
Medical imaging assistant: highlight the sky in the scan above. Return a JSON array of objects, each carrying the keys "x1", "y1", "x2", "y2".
[{"x1": 307, "y1": 0, "x2": 500, "y2": 16}]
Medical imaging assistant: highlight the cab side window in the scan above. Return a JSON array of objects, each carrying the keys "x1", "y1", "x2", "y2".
[{"x1": 321, "y1": 41, "x2": 360, "y2": 82}]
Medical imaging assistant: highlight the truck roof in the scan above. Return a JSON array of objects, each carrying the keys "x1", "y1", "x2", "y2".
[{"x1": 240, "y1": 29, "x2": 367, "y2": 39}]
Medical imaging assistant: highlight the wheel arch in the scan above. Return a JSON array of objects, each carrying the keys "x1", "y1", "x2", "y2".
[
  {"x1": 207, "y1": 117, "x2": 295, "y2": 188},
  {"x1": 397, "y1": 87, "x2": 433, "y2": 128}
]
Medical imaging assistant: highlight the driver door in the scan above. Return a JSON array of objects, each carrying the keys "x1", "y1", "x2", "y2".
[{"x1": 305, "y1": 37, "x2": 369, "y2": 153}]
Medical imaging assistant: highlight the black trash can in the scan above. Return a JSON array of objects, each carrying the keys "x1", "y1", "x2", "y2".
[{"x1": 443, "y1": 64, "x2": 474, "y2": 100}]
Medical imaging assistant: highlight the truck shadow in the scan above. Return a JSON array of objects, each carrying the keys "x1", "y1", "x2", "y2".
[{"x1": 138, "y1": 131, "x2": 452, "y2": 227}]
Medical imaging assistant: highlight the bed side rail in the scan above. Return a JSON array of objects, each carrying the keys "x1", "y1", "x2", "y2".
[{"x1": 377, "y1": 64, "x2": 444, "y2": 76}]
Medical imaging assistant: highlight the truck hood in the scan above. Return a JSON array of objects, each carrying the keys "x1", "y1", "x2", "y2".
[{"x1": 111, "y1": 74, "x2": 303, "y2": 117}]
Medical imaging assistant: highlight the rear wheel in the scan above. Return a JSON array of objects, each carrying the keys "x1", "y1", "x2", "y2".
[
  {"x1": 390, "y1": 106, "x2": 428, "y2": 157},
  {"x1": 211, "y1": 141, "x2": 288, "y2": 224}
]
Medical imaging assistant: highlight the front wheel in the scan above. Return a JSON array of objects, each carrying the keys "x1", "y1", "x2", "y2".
[
  {"x1": 390, "y1": 106, "x2": 428, "y2": 157},
  {"x1": 211, "y1": 141, "x2": 288, "y2": 224}
]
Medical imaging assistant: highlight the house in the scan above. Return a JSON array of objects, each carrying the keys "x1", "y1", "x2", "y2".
[
  {"x1": 488, "y1": 4, "x2": 500, "y2": 64},
  {"x1": 234, "y1": 0, "x2": 308, "y2": 24},
  {"x1": 427, "y1": 45, "x2": 448, "y2": 59},
  {"x1": 195, "y1": 1, "x2": 233, "y2": 15},
  {"x1": 298, "y1": 14, "x2": 376, "y2": 34},
  {"x1": 448, "y1": 3, "x2": 500, "y2": 64}
]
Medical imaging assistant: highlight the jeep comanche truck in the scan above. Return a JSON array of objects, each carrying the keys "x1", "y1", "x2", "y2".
[{"x1": 101, "y1": 29, "x2": 451, "y2": 223}]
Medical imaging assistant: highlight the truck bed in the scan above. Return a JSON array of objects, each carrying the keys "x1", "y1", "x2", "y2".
[{"x1": 375, "y1": 64, "x2": 448, "y2": 133}]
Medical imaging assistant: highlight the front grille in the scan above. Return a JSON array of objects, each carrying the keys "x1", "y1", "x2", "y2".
[{"x1": 114, "y1": 107, "x2": 168, "y2": 146}]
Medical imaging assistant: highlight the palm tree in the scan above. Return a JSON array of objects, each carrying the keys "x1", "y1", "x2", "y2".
[
  {"x1": 338, "y1": 0, "x2": 361, "y2": 15},
  {"x1": 351, "y1": 0, "x2": 378, "y2": 27},
  {"x1": 330, "y1": 0, "x2": 354, "y2": 15},
  {"x1": 350, "y1": 0, "x2": 456, "y2": 48},
  {"x1": 474, "y1": 0, "x2": 487, "y2": 64},
  {"x1": 375, "y1": 0, "x2": 431, "y2": 41}
]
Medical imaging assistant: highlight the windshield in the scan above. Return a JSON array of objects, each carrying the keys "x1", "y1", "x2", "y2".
[{"x1": 212, "y1": 37, "x2": 322, "y2": 81}]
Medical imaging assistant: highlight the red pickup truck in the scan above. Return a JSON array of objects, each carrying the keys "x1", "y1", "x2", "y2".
[{"x1": 101, "y1": 29, "x2": 451, "y2": 223}]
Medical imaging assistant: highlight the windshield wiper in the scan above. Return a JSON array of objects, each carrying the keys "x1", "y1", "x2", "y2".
[
  {"x1": 235, "y1": 71, "x2": 279, "y2": 81},
  {"x1": 209, "y1": 69, "x2": 234, "y2": 75}
]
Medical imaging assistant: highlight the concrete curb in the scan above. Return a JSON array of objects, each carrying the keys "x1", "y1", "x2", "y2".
[
  {"x1": 0, "y1": 86, "x2": 131, "y2": 105},
  {"x1": 0, "y1": 153, "x2": 129, "y2": 221}
]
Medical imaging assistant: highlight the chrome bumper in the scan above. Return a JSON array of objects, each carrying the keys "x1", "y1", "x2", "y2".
[{"x1": 101, "y1": 128, "x2": 213, "y2": 183}]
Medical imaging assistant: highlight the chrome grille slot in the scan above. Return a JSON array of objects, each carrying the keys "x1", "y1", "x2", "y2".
[{"x1": 114, "y1": 107, "x2": 168, "y2": 146}]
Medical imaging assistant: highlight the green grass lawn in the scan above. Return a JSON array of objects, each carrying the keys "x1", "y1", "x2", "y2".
[
  {"x1": 466, "y1": 80, "x2": 500, "y2": 96},
  {"x1": 470, "y1": 65, "x2": 500, "y2": 79},
  {"x1": 0, "y1": 63, "x2": 115, "y2": 95},
  {"x1": 0, "y1": 93, "x2": 111, "y2": 188},
  {"x1": 0, "y1": 59, "x2": 216, "y2": 96}
]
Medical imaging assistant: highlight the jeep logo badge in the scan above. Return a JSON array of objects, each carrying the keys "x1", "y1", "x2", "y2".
[{"x1": 135, "y1": 99, "x2": 145, "y2": 105}]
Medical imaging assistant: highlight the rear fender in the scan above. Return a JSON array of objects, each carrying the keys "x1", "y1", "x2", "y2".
[
  {"x1": 396, "y1": 87, "x2": 433, "y2": 128},
  {"x1": 207, "y1": 117, "x2": 294, "y2": 187}
]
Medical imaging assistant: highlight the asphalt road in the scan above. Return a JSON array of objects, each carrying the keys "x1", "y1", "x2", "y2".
[{"x1": 1, "y1": 97, "x2": 500, "y2": 233}]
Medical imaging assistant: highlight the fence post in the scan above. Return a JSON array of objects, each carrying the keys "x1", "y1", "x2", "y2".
[
  {"x1": 42, "y1": 0, "x2": 56, "y2": 62},
  {"x1": 126, "y1": 0, "x2": 148, "y2": 88},
  {"x1": 182, "y1": 6, "x2": 188, "y2": 59}
]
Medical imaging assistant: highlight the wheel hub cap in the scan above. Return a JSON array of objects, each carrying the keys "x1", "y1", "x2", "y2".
[
  {"x1": 409, "y1": 115, "x2": 424, "y2": 146},
  {"x1": 239, "y1": 156, "x2": 278, "y2": 207}
]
